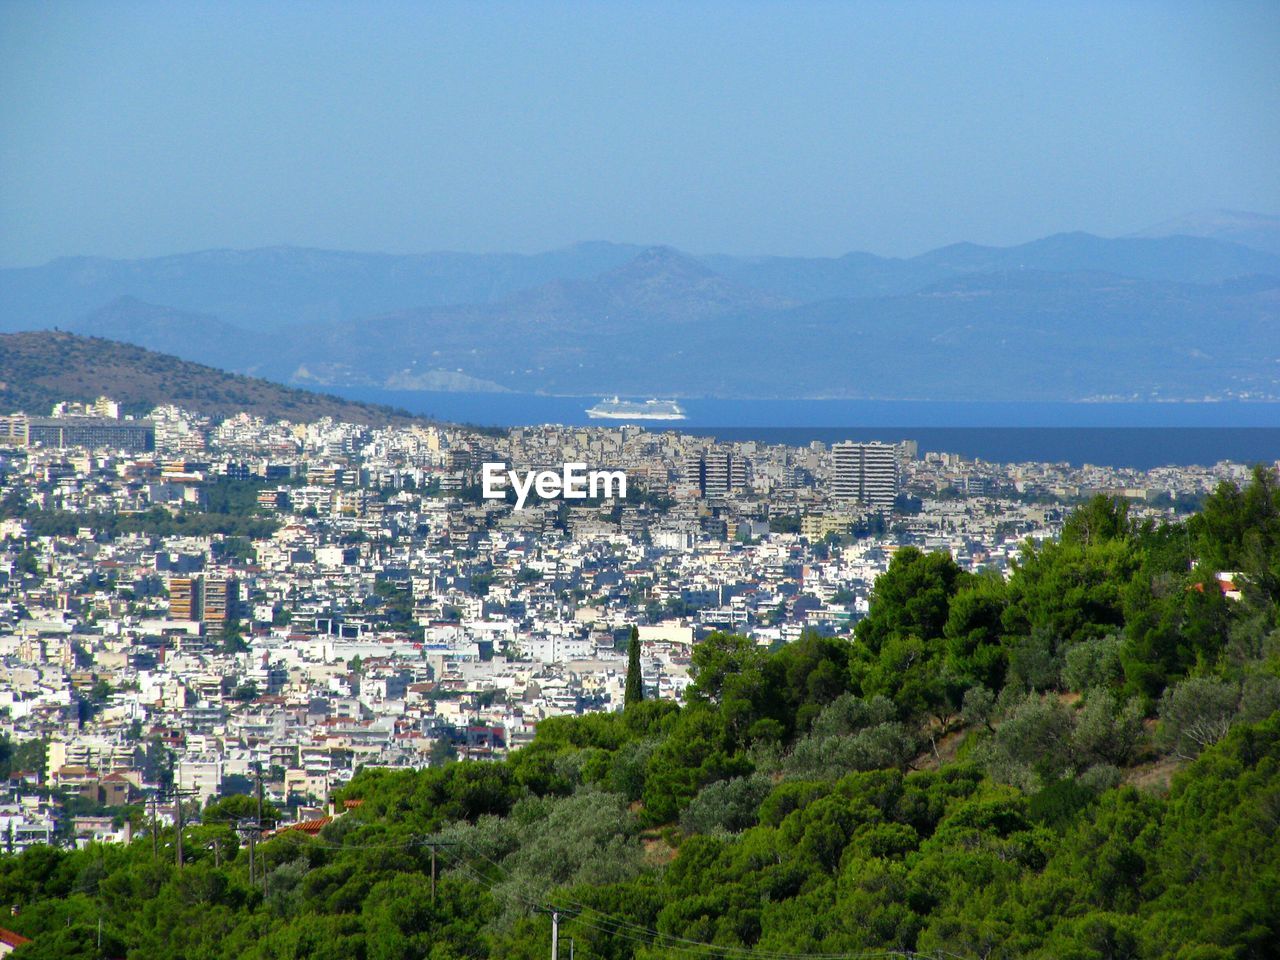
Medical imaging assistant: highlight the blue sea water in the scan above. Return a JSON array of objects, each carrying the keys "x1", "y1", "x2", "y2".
[{"x1": 329, "y1": 388, "x2": 1280, "y2": 469}]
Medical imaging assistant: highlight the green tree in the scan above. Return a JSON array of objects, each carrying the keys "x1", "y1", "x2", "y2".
[
  {"x1": 1156, "y1": 676, "x2": 1239, "y2": 759},
  {"x1": 221, "y1": 615, "x2": 248, "y2": 653},
  {"x1": 625, "y1": 625, "x2": 644, "y2": 707},
  {"x1": 1190, "y1": 465, "x2": 1280, "y2": 603},
  {"x1": 942, "y1": 573, "x2": 1009, "y2": 691},
  {"x1": 855, "y1": 548, "x2": 969, "y2": 655}
]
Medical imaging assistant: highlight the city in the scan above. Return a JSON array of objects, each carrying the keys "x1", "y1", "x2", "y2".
[
  {"x1": 2, "y1": 2, "x2": 1277, "y2": 953},
  {"x1": 0, "y1": 396, "x2": 1250, "y2": 852}
]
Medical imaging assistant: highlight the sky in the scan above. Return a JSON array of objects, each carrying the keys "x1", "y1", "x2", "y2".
[{"x1": 1, "y1": 1, "x2": 1278, "y2": 266}]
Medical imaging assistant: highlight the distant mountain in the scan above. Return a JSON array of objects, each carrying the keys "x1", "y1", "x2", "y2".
[
  {"x1": 264, "y1": 263, "x2": 1280, "y2": 402},
  {"x1": 0, "y1": 241, "x2": 646, "y2": 334},
  {"x1": 251, "y1": 247, "x2": 788, "y2": 389},
  {"x1": 1132, "y1": 209, "x2": 1280, "y2": 257},
  {"x1": 911, "y1": 232, "x2": 1280, "y2": 284},
  {"x1": 506, "y1": 246, "x2": 789, "y2": 325},
  {"x1": 700, "y1": 250, "x2": 945, "y2": 301},
  {"x1": 731, "y1": 270, "x2": 1280, "y2": 401},
  {"x1": 4, "y1": 223, "x2": 1280, "y2": 402},
  {"x1": 4, "y1": 229, "x2": 1278, "y2": 338},
  {"x1": 0, "y1": 331, "x2": 433, "y2": 425},
  {"x1": 67, "y1": 296, "x2": 255, "y2": 371},
  {"x1": 706, "y1": 231, "x2": 1280, "y2": 300}
]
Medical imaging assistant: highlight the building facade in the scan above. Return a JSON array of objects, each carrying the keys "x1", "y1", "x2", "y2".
[{"x1": 831, "y1": 442, "x2": 900, "y2": 512}]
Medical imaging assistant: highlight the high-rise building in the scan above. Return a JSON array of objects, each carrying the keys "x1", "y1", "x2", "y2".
[
  {"x1": 168, "y1": 577, "x2": 203, "y2": 621},
  {"x1": 831, "y1": 442, "x2": 899, "y2": 512},
  {"x1": 168, "y1": 575, "x2": 239, "y2": 633},
  {"x1": 702, "y1": 450, "x2": 732, "y2": 497},
  {"x1": 203, "y1": 576, "x2": 240, "y2": 635},
  {"x1": 682, "y1": 454, "x2": 704, "y2": 492},
  {"x1": 685, "y1": 449, "x2": 750, "y2": 498}
]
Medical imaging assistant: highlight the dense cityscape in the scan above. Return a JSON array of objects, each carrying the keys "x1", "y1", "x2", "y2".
[{"x1": 0, "y1": 397, "x2": 1255, "y2": 854}]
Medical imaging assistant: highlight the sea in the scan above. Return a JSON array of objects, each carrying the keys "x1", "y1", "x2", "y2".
[{"x1": 328, "y1": 388, "x2": 1280, "y2": 470}]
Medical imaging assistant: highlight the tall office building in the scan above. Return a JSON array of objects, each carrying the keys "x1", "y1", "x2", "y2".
[
  {"x1": 203, "y1": 576, "x2": 240, "y2": 635},
  {"x1": 831, "y1": 442, "x2": 900, "y2": 512},
  {"x1": 702, "y1": 450, "x2": 732, "y2": 497},
  {"x1": 685, "y1": 449, "x2": 749, "y2": 498},
  {"x1": 168, "y1": 577, "x2": 203, "y2": 621},
  {"x1": 168, "y1": 575, "x2": 239, "y2": 633}
]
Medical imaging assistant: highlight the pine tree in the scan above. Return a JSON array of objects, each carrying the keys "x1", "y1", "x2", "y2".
[{"x1": 625, "y1": 625, "x2": 644, "y2": 706}]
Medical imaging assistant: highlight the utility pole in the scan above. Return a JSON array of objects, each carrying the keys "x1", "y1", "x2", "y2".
[
  {"x1": 252, "y1": 761, "x2": 271, "y2": 898},
  {"x1": 212, "y1": 837, "x2": 222, "y2": 868},
  {"x1": 150, "y1": 795, "x2": 158, "y2": 861},
  {"x1": 255, "y1": 761, "x2": 264, "y2": 826},
  {"x1": 174, "y1": 792, "x2": 184, "y2": 869},
  {"x1": 423, "y1": 839, "x2": 458, "y2": 905},
  {"x1": 543, "y1": 904, "x2": 577, "y2": 958},
  {"x1": 238, "y1": 818, "x2": 260, "y2": 887},
  {"x1": 169, "y1": 780, "x2": 198, "y2": 870}
]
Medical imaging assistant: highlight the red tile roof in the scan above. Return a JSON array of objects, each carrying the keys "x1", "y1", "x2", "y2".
[
  {"x1": 0, "y1": 927, "x2": 32, "y2": 947},
  {"x1": 276, "y1": 816, "x2": 332, "y2": 836}
]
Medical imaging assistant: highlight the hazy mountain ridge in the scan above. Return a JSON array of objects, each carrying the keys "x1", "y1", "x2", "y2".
[
  {"x1": 706, "y1": 231, "x2": 1280, "y2": 301},
  {"x1": 4, "y1": 222, "x2": 1279, "y2": 402},
  {"x1": 1131, "y1": 209, "x2": 1280, "y2": 257},
  {"x1": 0, "y1": 242, "x2": 648, "y2": 334},
  {"x1": 255, "y1": 265, "x2": 1280, "y2": 401},
  {"x1": 67, "y1": 295, "x2": 257, "y2": 371},
  {"x1": 645, "y1": 270, "x2": 1280, "y2": 400}
]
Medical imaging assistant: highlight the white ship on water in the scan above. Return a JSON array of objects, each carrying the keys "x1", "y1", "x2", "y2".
[{"x1": 586, "y1": 397, "x2": 687, "y2": 421}]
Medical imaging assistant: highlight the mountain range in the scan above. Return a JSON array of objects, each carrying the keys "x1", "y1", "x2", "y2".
[{"x1": 3, "y1": 211, "x2": 1279, "y2": 402}]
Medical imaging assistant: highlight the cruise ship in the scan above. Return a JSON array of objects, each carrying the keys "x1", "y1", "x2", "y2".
[{"x1": 586, "y1": 397, "x2": 687, "y2": 421}]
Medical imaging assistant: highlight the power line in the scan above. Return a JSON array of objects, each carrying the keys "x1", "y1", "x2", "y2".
[{"x1": 182, "y1": 808, "x2": 962, "y2": 959}]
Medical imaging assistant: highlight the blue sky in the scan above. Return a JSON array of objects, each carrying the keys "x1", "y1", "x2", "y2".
[{"x1": 1, "y1": 0, "x2": 1277, "y2": 265}]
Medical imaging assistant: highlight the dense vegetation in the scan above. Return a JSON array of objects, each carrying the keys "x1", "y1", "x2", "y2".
[
  {"x1": 1, "y1": 477, "x2": 281, "y2": 540},
  {"x1": 3, "y1": 471, "x2": 1279, "y2": 958}
]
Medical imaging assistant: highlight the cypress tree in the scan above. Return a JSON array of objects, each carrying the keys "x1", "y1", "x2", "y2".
[{"x1": 625, "y1": 625, "x2": 644, "y2": 706}]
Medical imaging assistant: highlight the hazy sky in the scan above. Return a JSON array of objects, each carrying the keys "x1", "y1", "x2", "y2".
[{"x1": 2, "y1": 1, "x2": 1277, "y2": 266}]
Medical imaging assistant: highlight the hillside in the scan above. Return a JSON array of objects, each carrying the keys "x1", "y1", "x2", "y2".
[
  {"x1": 253, "y1": 247, "x2": 790, "y2": 390},
  {"x1": 0, "y1": 331, "x2": 431, "y2": 425}
]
